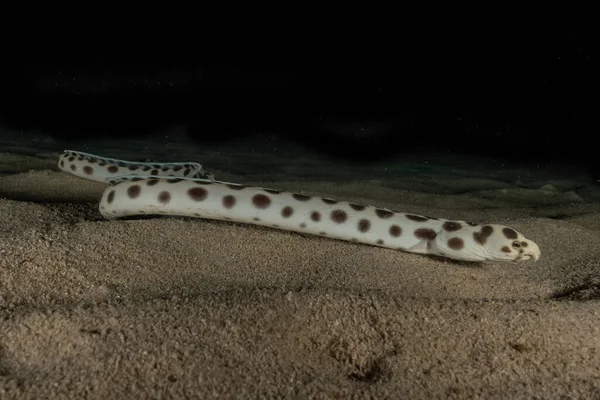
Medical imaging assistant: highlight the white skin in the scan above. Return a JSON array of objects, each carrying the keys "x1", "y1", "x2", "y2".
[
  {"x1": 433, "y1": 224, "x2": 540, "y2": 262},
  {"x1": 57, "y1": 150, "x2": 541, "y2": 263},
  {"x1": 97, "y1": 176, "x2": 541, "y2": 263}
]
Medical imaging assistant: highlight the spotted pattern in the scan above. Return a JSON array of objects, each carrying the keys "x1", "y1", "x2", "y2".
[
  {"x1": 331, "y1": 210, "x2": 348, "y2": 223},
  {"x1": 502, "y1": 227, "x2": 518, "y2": 239},
  {"x1": 252, "y1": 194, "x2": 271, "y2": 209},
  {"x1": 188, "y1": 187, "x2": 208, "y2": 201},
  {"x1": 350, "y1": 203, "x2": 365, "y2": 211},
  {"x1": 375, "y1": 209, "x2": 394, "y2": 219},
  {"x1": 227, "y1": 184, "x2": 245, "y2": 190},
  {"x1": 443, "y1": 221, "x2": 462, "y2": 231},
  {"x1": 414, "y1": 228, "x2": 437, "y2": 241},
  {"x1": 473, "y1": 225, "x2": 494, "y2": 245},
  {"x1": 358, "y1": 219, "x2": 371, "y2": 233},
  {"x1": 76, "y1": 150, "x2": 539, "y2": 263},
  {"x1": 158, "y1": 191, "x2": 171, "y2": 204},
  {"x1": 406, "y1": 214, "x2": 428, "y2": 222},
  {"x1": 223, "y1": 195, "x2": 236, "y2": 209},
  {"x1": 293, "y1": 194, "x2": 310, "y2": 201},
  {"x1": 389, "y1": 225, "x2": 402, "y2": 237},
  {"x1": 127, "y1": 185, "x2": 141, "y2": 199},
  {"x1": 447, "y1": 237, "x2": 464, "y2": 250}
]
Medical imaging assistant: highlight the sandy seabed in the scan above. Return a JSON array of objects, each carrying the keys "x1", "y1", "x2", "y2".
[{"x1": 1, "y1": 150, "x2": 600, "y2": 399}]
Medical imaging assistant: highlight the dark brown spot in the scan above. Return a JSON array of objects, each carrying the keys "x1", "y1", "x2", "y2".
[
  {"x1": 130, "y1": 177, "x2": 143, "y2": 182},
  {"x1": 501, "y1": 246, "x2": 511, "y2": 253},
  {"x1": 349, "y1": 203, "x2": 365, "y2": 211},
  {"x1": 253, "y1": 217, "x2": 260, "y2": 221},
  {"x1": 167, "y1": 178, "x2": 183, "y2": 183},
  {"x1": 222, "y1": 195, "x2": 236, "y2": 209},
  {"x1": 311, "y1": 211, "x2": 321, "y2": 222},
  {"x1": 67, "y1": 156, "x2": 75, "y2": 162},
  {"x1": 127, "y1": 185, "x2": 141, "y2": 199},
  {"x1": 252, "y1": 194, "x2": 271, "y2": 209},
  {"x1": 443, "y1": 221, "x2": 462, "y2": 231},
  {"x1": 406, "y1": 214, "x2": 428, "y2": 222},
  {"x1": 173, "y1": 165, "x2": 183, "y2": 172},
  {"x1": 322, "y1": 198, "x2": 337, "y2": 205},
  {"x1": 281, "y1": 206, "x2": 294, "y2": 218},
  {"x1": 161, "y1": 167, "x2": 169, "y2": 172},
  {"x1": 447, "y1": 237, "x2": 464, "y2": 250},
  {"x1": 150, "y1": 169, "x2": 160, "y2": 175},
  {"x1": 319, "y1": 232, "x2": 327, "y2": 235},
  {"x1": 147, "y1": 179, "x2": 159, "y2": 186},
  {"x1": 375, "y1": 209, "x2": 394, "y2": 219},
  {"x1": 70, "y1": 164, "x2": 76, "y2": 171},
  {"x1": 358, "y1": 219, "x2": 371, "y2": 233},
  {"x1": 60, "y1": 160, "x2": 64, "y2": 167},
  {"x1": 299, "y1": 223, "x2": 307, "y2": 228},
  {"x1": 521, "y1": 241, "x2": 528, "y2": 247},
  {"x1": 331, "y1": 209, "x2": 348, "y2": 223},
  {"x1": 158, "y1": 191, "x2": 171, "y2": 204},
  {"x1": 414, "y1": 228, "x2": 437, "y2": 240},
  {"x1": 264, "y1": 189, "x2": 281, "y2": 194},
  {"x1": 473, "y1": 225, "x2": 494, "y2": 245},
  {"x1": 106, "y1": 190, "x2": 115, "y2": 204},
  {"x1": 502, "y1": 227, "x2": 518, "y2": 239},
  {"x1": 142, "y1": 166, "x2": 151, "y2": 171},
  {"x1": 376, "y1": 239, "x2": 384, "y2": 245},
  {"x1": 389, "y1": 225, "x2": 402, "y2": 237},
  {"x1": 188, "y1": 187, "x2": 208, "y2": 201},
  {"x1": 128, "y1": 165, "x2": 139, "y2": 171},
  {"x1": 293, "y1": 193, "x2": 311, "y2": 201},
  {"x1": 108, "y1": 166, "x2": 119, "y2": 173},
  {"x1": 183, "y1": 168, "x2": 191, "y2": 175},
  {"x1": 227, "y1": 184, "x2": 246, "y2": 190}
]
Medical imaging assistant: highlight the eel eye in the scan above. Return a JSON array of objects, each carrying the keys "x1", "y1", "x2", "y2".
[{"x1": 512, "y1": 240, "x2": 521, "y2": 249}]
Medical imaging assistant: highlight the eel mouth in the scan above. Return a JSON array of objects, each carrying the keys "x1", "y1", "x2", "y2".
[{"x1": 514, "y1": 252, "x2": 539, "y2": 262}]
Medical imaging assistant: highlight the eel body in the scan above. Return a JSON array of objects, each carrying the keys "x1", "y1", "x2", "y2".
[
  {"x1": 99, "y1": 175, "x2": 540, "y2": 263},
  {"x1": 57, "y1": 150, "x2": 541, "y2": 263},
  {"x1": 58, "y1": 150, "x2": 214, "y2": 183}
]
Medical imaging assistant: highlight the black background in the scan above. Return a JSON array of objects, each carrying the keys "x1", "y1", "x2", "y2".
[{"x1": 1, "y1": 32, "x2": 598, "y2": 177}]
